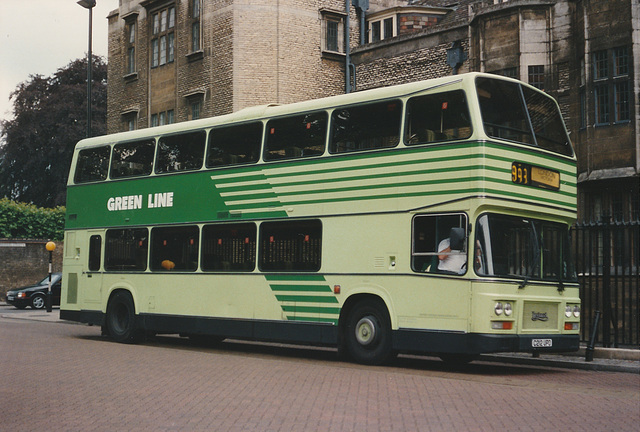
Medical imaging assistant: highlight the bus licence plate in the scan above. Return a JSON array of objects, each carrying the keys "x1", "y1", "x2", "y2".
[{"x1": 532, "y1": 338, "x2": 553, "y2": 348}]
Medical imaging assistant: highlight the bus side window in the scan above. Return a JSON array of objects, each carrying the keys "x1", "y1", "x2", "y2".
[
  {"x1": 329, "y1": 100, "x2": 402, "y2": 153},
  {"x1": 150, "y1": 226, "x2": 199, "y2": 271},
  {"x1": 259, "y1": 220, "x2": 322, "y2": 272},
  {"x1": 206, "y1": 122, "x2": 262, "y2": 167},
  {"x1": 411, "y1": 214, "x2": 468, "y2": 275},
  {"x1": 156, "y1": 131, "x2": 206, "y2": 173},
  {"x1": 74, "y1": 146, "x2": 111, "y2": 183},
  {"x1": 88, "y1": 235, "x2": 102, "y2": 271},
  {"x1": 110, "y1": 139, "x2": 155, "y2": 179},
  {"x1": 264, "y1": 112, "x2": 327, "y2": 161},
  {"x1": 105, "y1": 228, "x2": 148, "y2": 271},
  {"x1": 405, "y1": 90, "x2": 472, "y2": 145},
  {"x1": 201, "y1": 223, "x2": 256, "y2": 271}
]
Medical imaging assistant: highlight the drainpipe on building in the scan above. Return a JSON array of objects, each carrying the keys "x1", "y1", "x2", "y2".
[
  {"x1": 347, "y1": 0, "x2": 369, "y2": 93},
  {"x1": 345, "y1": 0, "x2": 351, "y2": 93}
]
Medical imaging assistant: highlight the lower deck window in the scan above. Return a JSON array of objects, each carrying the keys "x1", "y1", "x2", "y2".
[
  {"x1": 412, "y1": 213, "x2": 468, "y2": 275},
  {"x1": 150, "y1": 226, "x2": 199, "y2": 271},
  {"x1": 201, "y1": 223, "x2": 256, "y2": 271},
  {"x1": 259, "y1": 220, "x2": 322, "y2": 272},
  {"x1": 105, "y1": 228, "x2": 148, "y2": 271}
]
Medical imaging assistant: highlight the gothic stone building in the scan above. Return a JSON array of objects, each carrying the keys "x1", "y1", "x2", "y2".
[{"x1": 106, "y1": 0, "x2": 639, "y2": 222}]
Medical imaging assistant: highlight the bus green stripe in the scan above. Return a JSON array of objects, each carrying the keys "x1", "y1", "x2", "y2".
[
  {"x1": 286, "y1": 316, "x2": 339, "y2": 324},
  {"x1": 281, "y1": 306, "x2": 341, "y2": 314},
  {"x1": 221, "y1": 174, "x2": 576, "y2": 202},
  {"x1": 228, "y1": 186, "x2": 575, "y2": 211},
  {"x1": 265, "y1": 274, "x2": 326, "y2": 281},
  {"x1": 270, "y1": 284, "x2": 333, "y2": 292},
  {"x1": 275, "y1": 295, "x2": 339, "y2": 303}
]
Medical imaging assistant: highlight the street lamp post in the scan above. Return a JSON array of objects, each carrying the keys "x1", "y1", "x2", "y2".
[
  {"x1": 45, "y1": 242, "x2": 56, "y2": 313},
  {"x1": 78, "y1": 0, "x2": 96, "y2": 138}
]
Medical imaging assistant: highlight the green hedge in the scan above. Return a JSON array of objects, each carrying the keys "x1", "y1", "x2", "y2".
[{"x1": 0, "y1": 198, "x2": 65, "y2": 241}]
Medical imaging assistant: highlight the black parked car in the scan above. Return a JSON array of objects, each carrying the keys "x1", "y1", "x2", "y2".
[{"x1": 5, "y1": 273, "x2": 62, "y2": 310}]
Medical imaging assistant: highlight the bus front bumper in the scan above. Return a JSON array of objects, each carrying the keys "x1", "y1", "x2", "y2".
[{"x1": 393, "y1": 329, "x2": 580, "y2": 355}]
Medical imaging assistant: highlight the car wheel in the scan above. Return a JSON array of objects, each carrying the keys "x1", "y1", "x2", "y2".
[
  {"x1": 344, "y1": 298, "x2": 393, "y2": 365},
  {"x1": 106, "y1": 291, "x2": 144, "y2": 344},
  {"x1": 31, "y1": 293, "x2": 46, "y2": 309}
]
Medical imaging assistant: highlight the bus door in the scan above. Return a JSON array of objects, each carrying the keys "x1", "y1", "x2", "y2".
[{"x1": 82, "y1": 231, "x2": 104, "y2": 304}]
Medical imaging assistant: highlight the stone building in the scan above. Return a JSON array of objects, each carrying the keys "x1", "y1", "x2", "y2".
[
  {"x1": 106, "y1": 0, "x2": 639, "y2": 222},
  {"x1": 107, "y1": 0, "x2": 366, "y2": 133}
]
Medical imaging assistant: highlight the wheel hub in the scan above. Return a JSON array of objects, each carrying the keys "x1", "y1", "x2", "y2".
[{"x1": 355, "y1": 316, "x2": 377, "y2": 346}]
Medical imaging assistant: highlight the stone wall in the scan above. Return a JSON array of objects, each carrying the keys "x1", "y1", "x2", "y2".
[{"x1": 0, "y1": 240, "x2": 63, "y2": 301}]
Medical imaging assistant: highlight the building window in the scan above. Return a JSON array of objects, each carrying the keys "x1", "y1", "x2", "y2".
[
  {"x1": 125, "y1": 20, "x2": 136, "y2": 75},
  {"x1": 580, "y1": 90, "x2": 587, "y2": 129},
  {"x1": 614, "y1": 81, "x2": 630, "y2": 122},
  {"x1": 592, "y1": 46, "x2": 631, "y2": 126},
  {"x1": 122, "y1": 112, "x2": 137, "y2": 131},
  {"x1": 593, "y1": 50, "x2": 608, "y2": 80},
  {"x1": 190, "y1": 0, "x2": 201, "y2": 52},
  {"x1": 321, "y1": 11, "x2": 344, "y2": 54},
  {"x1": 528, "y1": 65, "x2": 544, "y2": 90},
  {"x1": 191, "y1": 100, "x2": 201, "y2": 120},
  {"x1": 151, "y1": 110, "x2": 174, "y2": 127},
  {"x1": 368, "y1": 15, "x2": 396, "y2": 43},
  {"x1": 594, "y1": 84, "x2": 609, "y2": 124},
  {"x1": 151, "y1": 6, "x2": 175, "y2": 68}
]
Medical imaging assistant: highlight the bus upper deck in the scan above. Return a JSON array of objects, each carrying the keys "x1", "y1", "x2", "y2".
[{"x1": 66, "y1": 73, "x2": 576, "y2": 231}]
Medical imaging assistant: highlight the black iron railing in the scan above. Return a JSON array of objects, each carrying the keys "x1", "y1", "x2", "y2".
[{"x1": 572, "y1": 217, "x2": 639, "y2": 348}]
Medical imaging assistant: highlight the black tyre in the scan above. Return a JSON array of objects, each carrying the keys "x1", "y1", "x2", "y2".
[
  {"x1": 106, "y1": 291, "x2": 144, "y2": 343},
  {"x1": 31, "y1": 293, "x2": 46, "y2": 310},
  {"x1": 344, "y1": 298, "x2": 393, "y2": 365}
]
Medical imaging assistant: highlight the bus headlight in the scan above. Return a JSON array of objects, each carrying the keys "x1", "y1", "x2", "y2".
[
  {"x1": 495, "y1": 302, "x2": 513, "y2": 316},
  {"x1": 504, "y1": 302, "x2": 513, "y2": 316},
  {"x1": 566, "y1": 304, "x2": 580, "y2": 318}
]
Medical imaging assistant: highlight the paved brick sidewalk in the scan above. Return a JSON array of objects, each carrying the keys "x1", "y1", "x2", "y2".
[
  {"x1": 1, "y1": 317, "x2": 639, "y2": 432},
  {"x1": 2, "y1": 304, "x2": 638, "y2": 374}
]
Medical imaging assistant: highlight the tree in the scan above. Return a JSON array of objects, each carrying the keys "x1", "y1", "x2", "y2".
[{"x1": 0, "y1": 57, "x2": 107, "y2": 207}]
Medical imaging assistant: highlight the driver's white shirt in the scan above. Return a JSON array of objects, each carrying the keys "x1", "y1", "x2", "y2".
[{"x1": 437, "y1": 238, "x2": 466, "y2": 274}]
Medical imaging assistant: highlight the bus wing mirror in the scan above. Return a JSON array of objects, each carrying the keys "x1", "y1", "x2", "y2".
[{"x1": 449, "y1": 227, "x2": 465, "y2": 251}]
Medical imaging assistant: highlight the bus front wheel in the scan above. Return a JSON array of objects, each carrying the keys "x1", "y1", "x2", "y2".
[
  {"x1": 344, "y1": 298, "x2": 393, "y2": 365},
  {"x1": 106, "y1": 291, "x2": 143, "y2": 343}
]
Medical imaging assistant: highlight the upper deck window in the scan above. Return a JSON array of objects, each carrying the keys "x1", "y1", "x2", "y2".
[
  {"x1": 264, "y1": 112, "x2": 327, "y2": 161},
  {"x1": 330, "y1": 100, "x2": 402, "y2": 154},
  {"x1": 476, "y1": 77, "x2": 572, "y2": 156},
  {"x1": 74, "y1": 146, "x2": 111, "y2": 183},
  {"x1": 207, "y1": 122, "x2": 262, "y2": 168},
  {"x1": 405, "y1": 90, "x2": 472, "y2": 145},
  {"x1": 156, "y1": 131, "x2": 205, "y2": 173},
  {"x1": 110, "y1": 139, "x2": 155, "y2": 179}
]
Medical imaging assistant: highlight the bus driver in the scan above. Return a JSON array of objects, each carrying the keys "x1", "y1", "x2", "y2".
[{"x1": 437, "y1": 228, "x2": 466, "y2": 274}]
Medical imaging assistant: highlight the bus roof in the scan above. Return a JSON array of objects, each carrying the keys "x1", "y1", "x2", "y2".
[{"x1": 75, "y1": 72, "x2": 533, "y2": 150}]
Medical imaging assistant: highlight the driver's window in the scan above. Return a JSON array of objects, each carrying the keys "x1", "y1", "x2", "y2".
[{"x1": 412, "y1": 213, "x2": 468, "y2": 275}]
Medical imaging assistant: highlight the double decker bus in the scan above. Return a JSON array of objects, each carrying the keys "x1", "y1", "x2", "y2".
[{"x1": 61, "y1": 73, "x2": 580, "y2": 364}]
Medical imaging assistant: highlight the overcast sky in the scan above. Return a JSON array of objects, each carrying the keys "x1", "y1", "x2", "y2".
[{"x1": 0, "y1": 0, "x2": 119, "y2": 122}]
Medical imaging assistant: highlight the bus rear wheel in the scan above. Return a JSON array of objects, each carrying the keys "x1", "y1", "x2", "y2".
[
  {"x1": 106, "y1": 291, "x2": 143, "y2": 343},
  {"x1": 344, "y1": 298, "x2": 393, "y2": 365}
]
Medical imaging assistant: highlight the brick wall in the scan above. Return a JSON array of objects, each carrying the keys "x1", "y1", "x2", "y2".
[{"x1": 0, "y1": 240, "x2": 63, "y2": 301}]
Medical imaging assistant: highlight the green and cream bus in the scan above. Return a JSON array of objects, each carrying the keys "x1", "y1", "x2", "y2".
[{"x1": 61, "y1": 73, "x2": 580, "y2": 364}]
